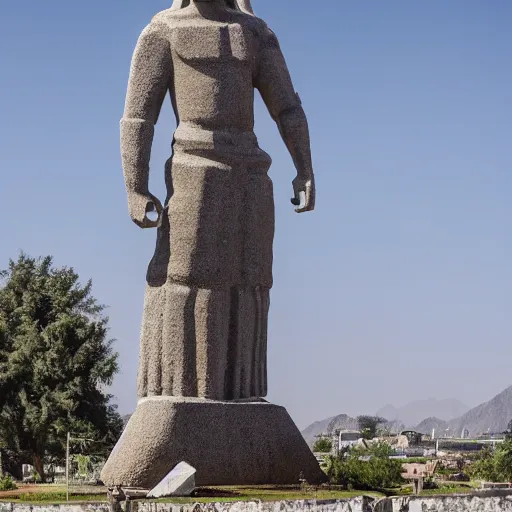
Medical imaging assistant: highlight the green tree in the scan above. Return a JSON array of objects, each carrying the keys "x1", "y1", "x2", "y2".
[
  {"x1": 313, "y1": 437, "x2": 332, "y2": 453},
  {"x1": 505, "y1": 419, "x2": 512, "y2": 440},
  {"x1": 471, "y1": 441, "x2": 512, "y2": 483},
  {"x1": 327, "y1": 442, "x2": 403, "y2": 490},
  {"x1": 471, "y1": 448, "x2": 499, "y2": 482},
  {"x1": 357, "y1": 416, "x2": 387, "y2": 440},
  {"x1": 494, "y1": 441, "x2": 512, "y2": 482},
  {"x1": 0, "y1": 254, "x2": 122, "y2": 481}
]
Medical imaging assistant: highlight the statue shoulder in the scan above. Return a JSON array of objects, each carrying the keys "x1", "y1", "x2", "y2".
[
  {"x1": 251, "y1": 18, "x2": 281, "y2": 51},
  {"x1": 133, "y1": 11, "x2": 178, "y2": 52},
  {"x1": 147, "y1": 9, "x2": 180, "y2": 33}
]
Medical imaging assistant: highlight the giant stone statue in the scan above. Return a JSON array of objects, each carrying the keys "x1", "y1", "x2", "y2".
[{"x1": 102, "y1": 0, "x2": 324, "y2": 490}]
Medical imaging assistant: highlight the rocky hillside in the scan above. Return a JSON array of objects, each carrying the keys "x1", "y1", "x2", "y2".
[
  {"x1": 302, "y1": 414, "x2": 359, "y2": 445},
  {"x1": 414, "y1": 416, "x2": 448, "y2": 435},
  {"x1": 301, "y1": 414, "x2": 404, "y2": 446},
  {"x1": 301, "y1": 399, "x2": 467, "y2": 445},
  {"x1": 301, "y1": 416, "x2": 335, "y2": 445},
  {"x1": 446, "y1": 386, "x2": 512, "y2": 436},
  {"x1": 377, "y1": 399, "x2": 469, "y2": 428},
  {"x1": 326, "y1": 414, "x2": 360, "y2": 435},
  {"x1": 303, "y1": 386, "x2": 512, "y2": 443},
  {"x1": 414, "y1": 386, "x2": 512, "y2": 437}
]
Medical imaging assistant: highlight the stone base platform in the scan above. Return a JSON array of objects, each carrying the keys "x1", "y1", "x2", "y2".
[{"x1": 101, "y1": 397, "x2": 326, "y2": 489}]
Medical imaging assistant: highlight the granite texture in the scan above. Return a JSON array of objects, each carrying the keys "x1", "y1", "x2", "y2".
[
  {"x1": 103, "y1": 0, "x2": 318, "y2": 489},
  {"x1": 101, "y1": 397, "x2": 325, "y2": 487},
  {"x1": 172, "y1": 0, "x2": 254, "y2": 15},
  {"x1": 123, "y1": 0, "x2": 315, "y2": 401}
]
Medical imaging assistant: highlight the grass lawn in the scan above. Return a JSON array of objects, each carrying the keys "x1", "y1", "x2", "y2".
[
  {"x1": 0, "y1": 484, "x2": 106, "y2": 504},
  {"x1": 419, "y1": 482, "x2": 481, "y2": 496},
  {"x1": 0, "y1": 482, "x2": 486, "y2": 504},
  {"x1": 384, "y1": 481, "x2": 481, "y2": 497},
  {"x1": 0, "y1": 485, "x2": 383, "y2": 504}
]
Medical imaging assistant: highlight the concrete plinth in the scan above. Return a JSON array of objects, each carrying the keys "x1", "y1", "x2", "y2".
[{"x1": 101, "y1": 397, "x2": 325, "y2": 489}]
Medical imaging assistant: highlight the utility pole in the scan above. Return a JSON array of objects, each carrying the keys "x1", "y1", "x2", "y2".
[{"x1": 66, "y1": 432, "x2": 70, "y2": 502}]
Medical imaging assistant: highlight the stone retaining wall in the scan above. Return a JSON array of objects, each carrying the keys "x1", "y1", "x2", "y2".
[
  {"x1": 2, "y1": 492, "x2": 512, "y2": 512},
  {"x1": 373, "y1": 492, "x2": 512, "y2": 512}
]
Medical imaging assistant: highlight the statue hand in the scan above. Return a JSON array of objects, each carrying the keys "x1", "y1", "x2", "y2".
[
  {"x1": 127, "y1": 191, "x2": 163, "y2": 229},
  {"x1": 291, "y1": 175, "x2": 315, "y2": 213}
]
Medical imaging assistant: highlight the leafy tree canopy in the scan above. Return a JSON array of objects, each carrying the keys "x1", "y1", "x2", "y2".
[
  {"x1": 324, "y1": 442, "x2": 403, "y2": 490},
  {"x1": 0, "y1": 254, "x2": 122, "y2": 481},
  {"x1": 471, "y1": 440, "x2": 512, "y2": 483},
  {"x1": 313, "y1": 437, "x2": 332, "y2": 453},
  {"x1": 505, "y1": 419, "x2": 512, "y2": 440},
  {"x1": 357, "y1": 416, "x2": 387, "y2": 440}
]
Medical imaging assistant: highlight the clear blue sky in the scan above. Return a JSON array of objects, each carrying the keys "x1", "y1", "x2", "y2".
[{"x1": 1, "y1": 1, "x2": 511, "y2": 429}]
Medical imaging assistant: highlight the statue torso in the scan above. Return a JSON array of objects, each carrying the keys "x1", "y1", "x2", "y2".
[{"x1": 156, "y1": 9, "x2": 262, "y2": 134}]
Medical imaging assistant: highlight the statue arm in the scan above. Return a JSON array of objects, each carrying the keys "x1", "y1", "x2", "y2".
[
  {"x1": 121, "y1": 22, "x2": 172, "y2": 228},
  {"x1": 255, "y1": 27, "x2": 315, "y2": 213}
]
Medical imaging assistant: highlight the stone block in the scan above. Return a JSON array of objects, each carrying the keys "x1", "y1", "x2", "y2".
[
  {"x1": 101, "y1": 397, "x2": 326, "y2": 489},
  {"x1": 147, "y1": 462, "x2": 196, "y2": 498}
]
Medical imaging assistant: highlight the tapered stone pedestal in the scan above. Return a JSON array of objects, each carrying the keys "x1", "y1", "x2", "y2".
[{"x1": 101, "y1": 397, "x2": 325, "y2": 489}]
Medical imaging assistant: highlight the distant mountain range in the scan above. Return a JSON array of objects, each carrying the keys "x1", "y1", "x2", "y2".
[
  {"x1": 377, "y1": 399, "x2": 469, "y2": 428},
  {"x1": 415, "y1": 386, "x2": 512, "y2": 437},
  {"x1": 415, "y1": 417, "x2": 448, "y2": 436},
  {"x1": 301, "y1": 417, "x2": 336, "y2": 445},
  {"x1": 301, "y1": 386, "x2": 512, "y2": 444},
  {"x1": 301, "y1": 413, "x2": 403, "y2": 446}
]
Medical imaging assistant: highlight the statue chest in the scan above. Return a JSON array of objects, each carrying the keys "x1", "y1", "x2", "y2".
[{"x1": 171, "y1": 23, "x2": 256, "y2": 67}]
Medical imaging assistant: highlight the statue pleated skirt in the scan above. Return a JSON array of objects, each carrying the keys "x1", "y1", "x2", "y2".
[{"x1": 137, "y1": 128, "x2": 274, "y2": 401}]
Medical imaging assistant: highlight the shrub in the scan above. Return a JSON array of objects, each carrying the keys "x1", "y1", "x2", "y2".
[
  {"x1": 327, "y1": 442, "x2": 404, "y2": 490},
  {"x1": 313, "y1": 437, "x2": 332, "y2": 453},
  {"x1": 0, "y1": 474, "x2": 17, "y2": 491},
  {"x1": 469, "y1": 441, "x2": 512, "y2": 483}
]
